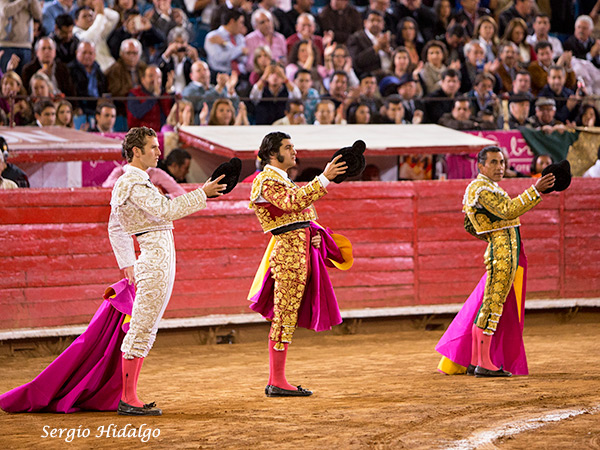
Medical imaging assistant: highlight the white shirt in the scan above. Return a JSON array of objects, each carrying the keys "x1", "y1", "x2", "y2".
[{"x1": 583, "y1": 159, "x2": 600, "y2": 178}]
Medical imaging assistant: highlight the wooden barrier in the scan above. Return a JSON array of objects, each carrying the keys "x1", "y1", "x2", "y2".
[{"x1": 1, "y1": 178, "x2": 599, "y2": 331}]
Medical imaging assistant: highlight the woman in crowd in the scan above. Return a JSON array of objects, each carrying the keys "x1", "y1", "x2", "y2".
[
  {"x1": 0, "y1": 71, "x2": 33, "y2": 126},
  {"x1": 286, "y1": 40, "x2": 325, "y2": 93},
  {"x1": 347, "y1": 102, "x2": 372, "y2": 124},
  {"x1": 395, "y1": 17, "x2": 423, "y2": 66},
  {"x1": 29, "y1": 72, "x2": 56, "y2": 101},
  {"x1": 55, "y1": 100, "x2": 74, "y2": 127},
  {"x1": 575, "y1": 104, "x2": 600, "y2": 127},
  {"x1": 530, "y1": 154, "x2": 554, "y2": 178},
  {"x1": 207, "y1": 98, "x2": 248, "y2": 126},
  {"x1": 418, "y1": 40, "x2": 451, "y2": 95},
  {"x1": 433, "y1": 0, "x2": 453, "y2": 38},
  {"x1": 161, "y1": 99, "x2": 194, "y2": 154},
  {"x1": 474, "y1": 16, "x2": 499, "y2": 63},
  {"x1": 502, "y1": 18, "x2": 535, "y2": 67},
  {"x1": 322, "y1": 43, "x2": 359, "y2": 91},
  {"x1": 249, "y1": 46, "x2": 273, "y2": 85}
]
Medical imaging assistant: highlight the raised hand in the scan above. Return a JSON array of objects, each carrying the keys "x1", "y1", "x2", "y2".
[
  {"x1": 323, "y1": 154, "x2": 348, "y2": 181},
  {"x1": 202, "y1": 174, "x2": 227, "y2": 197},
  {"x1": 535, "y1": 173, "x2": 555, "y2": 194}
]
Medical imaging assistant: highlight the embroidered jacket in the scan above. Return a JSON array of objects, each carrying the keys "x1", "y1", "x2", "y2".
[
  {"x1": 249, "y1": 165, "x2": 327, "y2": 233},
  {"x1": 463, "y1": 174, "x2": 541, "y2": 235},
  {"x1": 108, "y1": 165, "x2": 206, "y2": 268}
]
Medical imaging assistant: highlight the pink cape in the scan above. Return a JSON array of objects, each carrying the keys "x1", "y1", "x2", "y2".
[
  {"x1": 0, "y1": 279, "x2": 134, "y2": 413},
  {"x1": 435, "y1": 247, "x2": 529, "y2": 375},
  {"x1": 249, "y1": 223, "x2": 344, "y2": 332}
]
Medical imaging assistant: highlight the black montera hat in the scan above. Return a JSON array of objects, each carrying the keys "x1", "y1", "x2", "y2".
[
  {"x1": 208, "y1": 157, "x2": 241, "y2": 197},
  {"x1": 331, "y1": 140, "x2": 366, "y2": 183},
  {"x1": 541, "y1": 159, "x2": 571, "y2": 193}
]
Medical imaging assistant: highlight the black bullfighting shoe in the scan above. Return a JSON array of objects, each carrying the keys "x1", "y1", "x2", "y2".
[
  {"x1": 117, "y1": 400, "x2": 163, "y2": 416},
  {"x1": 265, "y1": 385, "x2": 313, "y2": 397},
  {"x1": 466, "y1": 364, "x2": 476, "y2": 376},
  {"x1": 474, "y1": 365, "x2": 512, "y2": 378}
]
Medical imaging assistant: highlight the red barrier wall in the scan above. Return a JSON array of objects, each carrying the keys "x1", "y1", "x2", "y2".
[{"x1": 1, "y1": 179, "x2": 599, "y2": 331}]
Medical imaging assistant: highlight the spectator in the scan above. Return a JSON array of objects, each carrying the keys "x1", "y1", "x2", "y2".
[
  {"x1": 505, "y1": 94, "x2": 530, "y2": 129},
  {"x1": 361, "y1": 163, "x2": 381, "y2": 180},
  {"x1": 538, "y1": 65, "x2": 578, "y2": 123},
  {"x1": 391, "y1": 46, "x2": 419, "y2": 80},
  {"x1": 321, "y1": 70, "x2": 348, "y2": 110},
  {"x1": 245, "y1": 9, "x2": 287, "y2": 73},
  {"x1": 498, "y1": 0, "x2": 534, "y2": 37},
  {"x1": 286, "y1": 13, "x2": 325, "y2": 59},
  {"x1": 249, "y1": 46, "x2": 273, "y2": 85},
  {"x1": 55, "y1": 99, "x2": 74, "y2": 127},
  {"x1": 272, "y1": 99, "x2": 306, "y2": 125},
  {"x1": 418, "y1": 40, "x2": 451, "y2": 95},
  {"x1": 181, "y1": 60, "x2": 239, "y2": 124},
  {"x1": 294, "y1": 68, "x2": 320, "y2": 124},
  {"x1": 529, "y1": 42, "x2": 576, "y2": 96},
  {"x1": 204, "y1": 8, "x2": 248, "y2": 76},
  {"x1": 72, "y1": 0, "x2": 120, "y2": 72},
  {"x1": 209, "y1": 0, "x2": 252, "y2": 32},
  {"x1": 161, "y1": 99, "x2": 193, "y2": 131},
  {"x1": 377, "y1": 94, "x2": 406, "y2": 124},
  {"x1": 69, "y1": 41, "x2": 107, "y2": 120},
  {"x1": 529, "y1": 154, "x2": 553, "y2": 178},
  {"x1": 157, "y1": 147, "x2": 191, "y2": 183},
  {"x1": 33, "y1": 99, "x2": 57, "y2": 127},
  {"x1": 322, "y1": 43, "x2": 359, "y2": 91},
  {"x1": 438, "y1": 96, "x2": 480, "y2": 130},
  {"x1": 433, "y1": 0, "x2": 452, "y2": 39},
  {"x1": 422, "y1": 68, "x2": 460, "y2": 124},
  {"x1": 502, "y1": 17, "x2": 535, "y2": 67},
  {"x1": 0, "y1": 137, "x2": 29, "y2": 187},
  {"x1": 146, "y1": 0, "x2": 179, "y2": 38},
  {"x1": 395, "y1": 0, "x2": 437, "y2": 43},
  {"x1": 90, "y1": 101, "x2": 117, "y2": 132},
  {"x1": 510, "y1": 69, "x2": 535, "y2": 115},
  {"x1": 313, "y1": 99, "x2": 336, "y2": 125},
  {"x1": 476, "y1": 106, "x2": 498, "y2": 130},
  {"x1": 526, "y1": 97, "x2": 566, "y2": 134},
  {"x1": 0, "y1": 150, "x2": 18, "y2": 189},
  {"x1": 348, "y1": 10, "x2": 392, "y2": 79},
  {"x1": 467, "y1": 72, "x2": 499, "y2": 118},
  {"x1": 281, "y1": 0, "x2": 315, "y2": 39},
  {"x1": 354, "y1": 72, "x2": 382, "y2": 112},
  {"x1": 0, "y1": 71, "x2": 33, "y2": 126},
  {"x1": 440, "y1": 24, "x2": 467, "y2": 65},
  {"x1": 50, "y1": 14, "x2": 79, "y2": 65},
  {"x1": 395, "y1": 17, "x2": 423, "y2": 65},
  {"x1": 526, "y1": 13, "x2": 564, "y2": 60},
  {"x1": 206, "y1": 97, "x2": 249, "y2": 125},
  {"x1": 582, "y1": 146, "x2": 600, "y2": 177},
  {"x1": 250, "y1": 62, "x2": 301, "y2": 124},
  {"x1": 112, "y1": 0, "x2": 137, "y2": 26},
  {"x1": 347, "y1": 101, "x2": 372, "y2": 124},
  {"x1": 319, "y1": 0, "x2": 363, "y2": 45},
  {"x1": 367, "y1": 0, "x2": 396, "y2": 34},
  {"x1": 29, "y1": 72, "x2": 56, "y2": 100},
  {"x1": 564, "y1": 15, "x2": 600, "y2": 69},
  {"x1": 107, "y1": 9, "x2": 165, "y2": 63},
  {"x1": 474, "y1": 15, "x2": 499, "y2": 64},
  {"x1": 460, "y1": 40, "x2": 490, "y2": 93},
  {"x1": 105, "y1": 38, "x2": 147, "y2": 119},
  {"x1": 0, "y1": 0, "x2": 42, "y2": 74},
  {"x1": 397, "y1": 74, "x2": 423, "y2": 123},
  {"x1": 575, "y1": 103, "x2": 600, "y2": 127},
  {"x1": 286, "y1": 39, "x2": 324, "y2": 92},
  {"x1": 491, "y1": 42, "x2": 519, "y2": 94},
  {"x1": 42, "y1": 0, "x2": 77, "y2": 39},
  {"x1": 22, "y1": 37, "x2": 75, "y2": 97},
  {"x1": 127, "y1": 65, "x2": 173, "y2": 130},
  {"x1": 452, "y1": 0, "x2": 491, "y2": 38},
  {"x1": 158, "y1": 27, "x2": 199, "y2": 94}
]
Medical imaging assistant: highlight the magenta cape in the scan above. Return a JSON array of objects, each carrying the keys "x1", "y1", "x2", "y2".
[
  {"x1": 0, "y1": 279, "x2": 134, "y2": 413},
  {"x1": 435, "y1": 246, "x2": 529, "y2": 375},
  {"x1": 249, "y1": 223, "x2": 347, "y2": 332}
]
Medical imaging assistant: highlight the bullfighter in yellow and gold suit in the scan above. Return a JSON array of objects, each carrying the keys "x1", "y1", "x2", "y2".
[
  {"x1": 109, "y1": 127, "x2": 226, "y2": 415},
  {"x1": 250, "y1": 132, "x2": 347, "y2": 397},
  {"x1": 463, "y1": 146, "x2": 554, "y2": 377}
]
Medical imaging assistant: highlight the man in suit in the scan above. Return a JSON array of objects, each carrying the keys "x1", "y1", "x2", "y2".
[
  {"x1": 347, "y1": 10, "x2": 392, "y2": 79},
  {"x1": 563, "y1": 15, "x2": 600, "y2": 69},
  {"x1": 21, "y1": 37, "x2": 75, "y2": 97}
]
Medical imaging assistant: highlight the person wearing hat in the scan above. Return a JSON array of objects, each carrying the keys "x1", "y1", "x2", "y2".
[
  {"x1": 248, "y1": 131, "x2": 349, "y2": 397},
  {"x1": 459, "y1": 146, "x2": 555, "y2": 377},
  {"x1": 506, "y1": 94, "x2": 531, "y2": 129},
  {"x1": 108, "y1": 127, "x2": 226, "y2": 415},
  {"x1": 526, "y1": 97, "x2": 567, "y2": 134}
]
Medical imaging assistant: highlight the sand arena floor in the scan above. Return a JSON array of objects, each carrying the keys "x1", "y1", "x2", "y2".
[{"x1": 0, "y1": 311, "x2": 599, "y2": 450}]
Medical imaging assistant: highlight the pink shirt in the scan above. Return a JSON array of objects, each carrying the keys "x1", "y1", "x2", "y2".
[{"x1": 244, "y1": 30, "x2": 287, "y2": 73}]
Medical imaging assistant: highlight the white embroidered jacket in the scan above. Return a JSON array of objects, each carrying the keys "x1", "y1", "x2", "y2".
[{"x1": 108, "y1": 165, "x2": 207, "y2": 268}]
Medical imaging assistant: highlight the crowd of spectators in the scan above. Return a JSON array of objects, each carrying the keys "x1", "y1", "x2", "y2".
[{"x1": 1, "y1": 0, "x2": 600, "y2": 187}]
